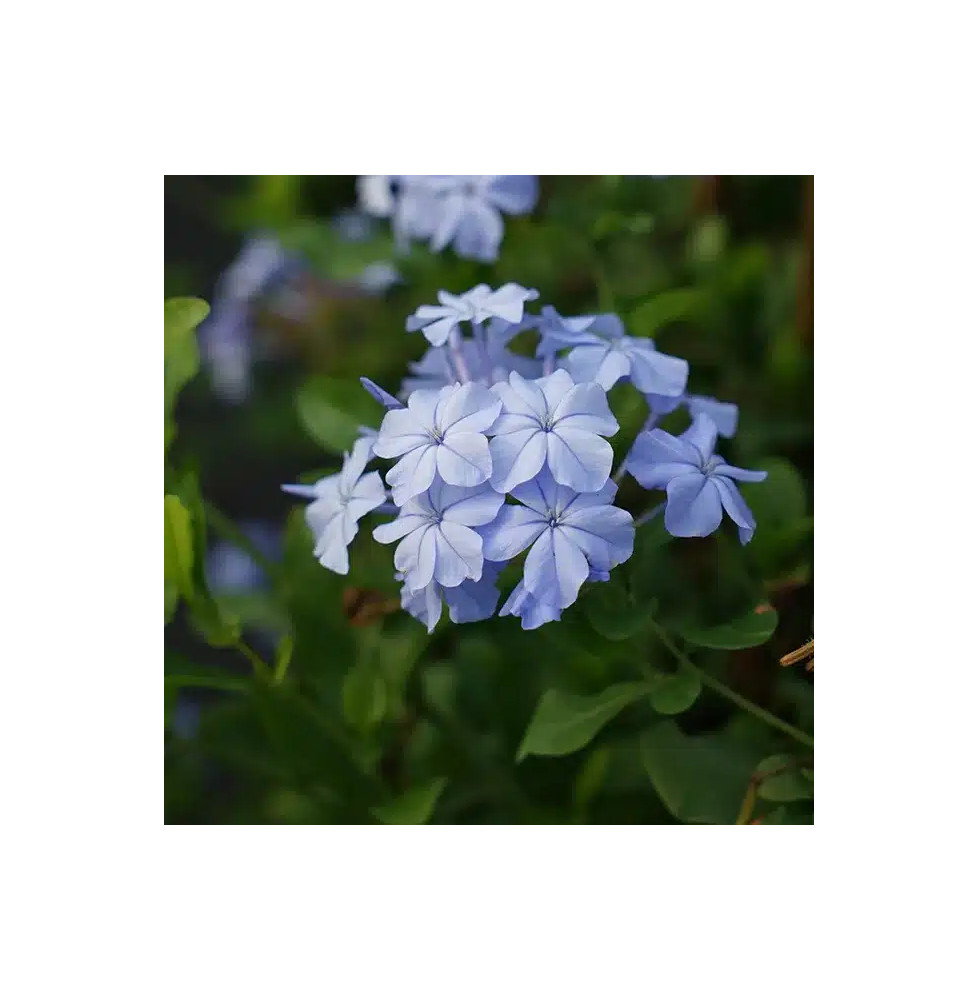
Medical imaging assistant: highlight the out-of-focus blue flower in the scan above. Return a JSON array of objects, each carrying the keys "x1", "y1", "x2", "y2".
[
  {"x1": 358, "y1": 261, "x2": 402, "y2": 295},
  {"x1": 333, "y1": 209, "x2": 377, "y2": 243},
  {"x1": 541, "y1": 312, "x2": 688, "y2": 396},
  {"x1": 406, "y1": 283, "x2": 539, "y2": 347},
  {"x1": 645, "y1": 392, "x2": 739, "y2": 438},
  {"x1": 206, "y1": 520, "x2": 281, "y2": 594},
  {"x1": 488, "y1": 369, "x2": 618, "y2": 493},
  {"x1": 498, "y1": 579, "x2": 563, "y2": 631},
  {"x1": 483, "y1": 468, "x2": 634, "y2": 614},
  {"x1": 626, "y1": 414, "x2": 766, "y2": 543},
  {"x1": 400, "y1": 560, "x2": 504, "y2": 633},
  {"x1": 373, "y1": 383, "x2": 501, "y2": 505},
  {"x1": 199, "y1": 234, "x2": 297, "y2": 404},
  {"x1": 281, "y1": 438, "x2": 386, "y2": 573},
  {"x1": 373, "y1": 478, "x2": 503, "y2": 592},
  {"x1": 429, "y1": 176, "x2": 539, "y2": 262},
  {"x1": 359, "y1": 176, "x2": 538, "y2": 262}
]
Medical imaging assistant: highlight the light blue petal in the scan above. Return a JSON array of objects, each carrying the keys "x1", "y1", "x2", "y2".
[
  {"x1": 482, "y1": 506, "x2": 547, "y2": 561},
  {"x1": 510, "y1": 466, "x2": 564, "y2": 515},
  {"x1": 397, "y1": 523, "x2": 438, "y2": 591},
  {"x1": 680, "y1": 414, "x2": 718, "y2": 464},
  {"x1": 360, "y1": 376, "x2": 403, "y2": 410},
  {"x1": 439, "y1": 484, "x2": 505, "y2": 527},
  {"x1": 435, "y1": 382, "x2": 500, "y2": 434},
  {"x1": 713, "y1": 463, "x2": 767, "y2": 483},
  {"x1": 626, "y1": 428, "x2": 700, "y2": 488},
  {"x1": 506, "y1": 372, "x2": 550, "y2": 423},
  {"x1": 489, "y1": 427, "x2": 547, "y2": 492},
  {"x1": 373, "y1": 513, "x2": 427, "y2": 545},
  {"x1": 552, "y1": 382, "x2": 619, "y2": 436},
  {"x1": 538, "y1": 368, "x2": 576, "y2": 414},
  {"x1": 345, "y1": 472, "x2": 387, "y2": 521},
  {"x1": 664, "y1": 474, "x2": 723, "y2": 538},
  {"x1": 386, "y1": 444, "x2": 438, "y2": 506},
  {"x1": 401, "y1": 581, "x2": 443, "y2": 633},
  {"x1": 645, "y1": 392, "x2": 684, "y2": 417},
  {"x1": 546, "y1": 428, "x2": 613, "y2": 493},
  {"x1": 434, "y1": 522, "x2": 483, "y2": 588},
  {"x1": 687, "y1": 395, "x2": 738, "y2": 437},
  {"x1": 714, "y1": 476, "x2": 757, "y2": 545},
  {"x1": 436, "y1": 432, "x2": 492, "y2": 487},
  {"x1": 374, "y1": 406, "x2": 427, "y2": 458},
  {"x1": 444, "y1": 569, "x2": 501, "y2": 624},
  {"x1": 626, "y1": 343, "x2": 689, "y2": 396},
  {"x1": 499, "y1": 580, "x2": 563, "y2": 631},
  {"x1": 524, "y1": 527, "x2": 590, "y2": 609},
  {"x1": 485, "y1": 176, "x2": 538, "y2": 215},
  {"x1": 561, "y1": 505, "x2": 635, "y2": 569}
]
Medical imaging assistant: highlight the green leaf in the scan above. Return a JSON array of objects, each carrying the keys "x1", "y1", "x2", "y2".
[
  {"x1": 581, "y1": 578, "x2": 652, "y2": 640},
  {"x1": 640, "y1": 721, "x2": 758, "y2": 824},
  {"x1": 756, "y1": 754, "x2": 814, "y2": 803},
  {"x1": 371, "y1": 778, "x2": 447, "y2": 825},
  {"x1": 164, "y1": 297, "x2": 208, "y2": 418},
  {"x1": 296, "y1": 376, "x2": 380, "y2": 453},
  {"x1": 272, "y1": 633, "x2": 294, "y2": 685},
  {"x1": 739, "y1": 458, "x2": 807, "y2": 530},
  {"x1": 629, "y1": 288, "x2": 705, "y2": 338},
  {"x1": 342, "y1": 666, "x2": 387, "y2": 732},
  {"x1": 164, "y1": 494, "x2": 194, "y2": 604},
  {"x1": 648, "y1": 663, "x2": 702, "y2": 715},
  {"x1": 517, "y1": 682, "x2": 653, "y2": 762},
  {"x1": 676, "y1": 607, "x2": 778, "y2": 650}
]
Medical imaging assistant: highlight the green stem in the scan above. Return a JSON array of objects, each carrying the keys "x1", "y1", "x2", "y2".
[
  {"x1": 650, "y1": 622, "x2": 814, "y2": 750},
  {"x1": 203, "y1": 500, "x2": 281, "y2": 583},
  {"x1": 235, "y1": 639, "x2": 271, "y2": 681}
]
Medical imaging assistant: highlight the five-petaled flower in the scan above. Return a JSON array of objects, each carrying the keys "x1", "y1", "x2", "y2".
[
  {"x1": 483, "y1": 467, "x2": 634, "y2": 614},
  {"x1": 406, "y1": 283, "x2": 539, "y2": 347},
  {"x1": 373, "y1": 383, "x2": 502, "y2": 506},
  {"x1": 489, "y1": 369, "x2": 619, "y2": 494},
  {"x1": 373, "y1": 479, "x2": 504, "y2": 593},
  {"x1": 539, "y1": 310, "x2": 688, "y2": 397},
  {"x1": 281, "y1": 438, "x2": 386, "y2": 574},
  {"x1": 627, "y1": 414, "x2": 766, "y2": 543}
]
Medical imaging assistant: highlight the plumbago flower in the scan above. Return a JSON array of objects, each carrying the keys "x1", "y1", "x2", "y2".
[
  {"x1": 358, "y1": 176, "x2": 539, "y2": 262},
  {"x1": 281, "y1": 438, "x2": 386, "y2": 574},
  {"x1": 483, "y1": 468, "x2": 634, "y2": 621},
  {"x1": 283, "y1": 281, "x2": 768, "y2": 635},
  {"x1": 627, "y1": 414, "x2": 766, "y2": 543},
  {"x1": 406, "y1": 283, "x2": 539, "y2": 347},
  {"x1": 537, "y1": 308, "x2": 688, "y2": 397},
  {"x1": 373, "y1": 479, "x2": 503, "y2": 592},
  {"x1": 489, "y1": 369, "x2": 618, "y2": 493},
  {"x1": 373, "y1": 383, "x2": 501, "y2": 505}
]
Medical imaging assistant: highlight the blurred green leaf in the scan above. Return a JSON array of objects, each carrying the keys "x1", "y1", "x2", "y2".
[
  {"x1": 273, "y1": 633, "x2": 294, "y2": 685},
  {"x1": 371, "y1": 777, "x2": 447, "y2": 825},
  {"x1": 676, "y1": 607, "x2": 778, "y2": 650},
  {"x1": 687, "y1": 216, "x2": 728, "y2": 267},
  {"x1": 517, "y1": 682, "x2": 653, "y2": 762},
  {"x1": 164, "y1": 495, "x2": 194, "y2": 618},
  {"x1": 648, "y1": 663, "x2": 701, "y2": 715},
  {"x1": 164, "y1": 297, "x2": 207, "y2": 419},
  {"x1": 628, "y1": 288, "x2": 705, "y2": 338},
  {"x1": 756, "y1": 754, "x2": 814, "y2": 802},
  {"x1": 740, "y1": 458, "x2": 807, "y2": 530},
  {"x1": 640, "y1": 721, "x2": 758, "y2": 824},
  {"x1": 581, "y1": 578, "x2": 652, "y2": 640},
  {"x1": 342, "y1": 665, "x2": 387, "y2": 732},
  {"x1": 296, "y1": 376, "x2": 380, "y2": 453}
]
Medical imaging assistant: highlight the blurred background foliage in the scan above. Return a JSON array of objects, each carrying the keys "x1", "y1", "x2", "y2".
[{"x1": 164, "y1": 175, "x2": 813, "y2": 825}]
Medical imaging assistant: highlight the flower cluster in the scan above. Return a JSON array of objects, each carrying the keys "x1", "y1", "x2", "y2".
[
  {"x1": 358, "y1": 176, "x2": 538, "y2": 262},
  {"x1": 284, "y1": 283, "x2": 766, "y2": 632}
]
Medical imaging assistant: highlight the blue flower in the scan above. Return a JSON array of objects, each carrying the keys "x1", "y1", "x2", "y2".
[
  {"x1": 373, "y1": 479, "x2": 504, "y2": 592},
  {"x1": 373, "y1": 383, "x2": 501, "y2": 505},
  {"x1": 645, "y1": 392, "x2": 739, "y2": 438},
  {"x1": 489, "y1": 369, "x2": 618, "y2": 493},
  {"x1": 360, "y1": 377, "x2": 403, "y2": 410},
  {"x1": 406, "y1": 283, "x2": 539, "y2": 347},
  {"x1": 626, "y1": 414, "x2": 766, "y2": 543},
  {"x1": 429, "y1": 176, "x2": 539, "y2": 262},
  {"x1": 483, "y1": 468, "x2": 634, "y2": 612},
  {"x1": 545, "y1": 313, "x2": 689, "y2": 396},
  {"x1": 281, "y1": 438, "x2": 386, "y2": 573},
  {"x1": 400, "y1": 560, "x2": 504, "y2": 633}
]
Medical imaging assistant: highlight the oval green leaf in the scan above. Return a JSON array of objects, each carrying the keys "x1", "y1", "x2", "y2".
[
  {"x1": 648, "y1": 663, "x2": 701, "y2": 715},
  {"x1": 517, "y1": 682, "x2": 653, "y2": 762},
  {"x1": 296, "y1": 376, "x2": 381, "y2": 453},
  {"x1": 164, "y1": 495, "x2": 194, "y2": 602},
  {"x1": 676, "y1": 607, "x2": 778, "y2": 650},
  {"x1": 756, "y1": 753, "x2": 814, "y2": 803},
  {"x1": 371, "y1": 777, "x2": 447, "y2": 825},
  {"x1": 582, "y1": 578, "x2": 651, "y2": 640}
]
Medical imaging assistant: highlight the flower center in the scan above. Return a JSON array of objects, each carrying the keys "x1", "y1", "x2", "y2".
[
  {"x1": 701, "y1": 456, "x2": 719, "y2": 476},
  {"x1": 546, "y1": 508, "x2": 561, "y2": 528}
]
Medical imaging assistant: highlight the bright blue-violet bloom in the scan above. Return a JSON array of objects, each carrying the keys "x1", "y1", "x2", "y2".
[
  {"x1": 281, "y1": 438, "x2": 386, "y2": 574},
  {"x1": 373, "y1": 479, "x2": 504, "y2": 593},
  {"x1": 489, "y1": 369, "x2": 618, "y2": 493},
  {"x1": 406, "y1": 283, "x2": 539, "y2": 348},
  {"x1": 536, "y1": 308, "x2": 688, "y2": 397},
  {"x1": 627, "y1": 414, "x2": 766, "y2": 544},
  {"x1": 373, "y1": 383, "x2": 501, "y2": 505},
  {"x1": 645, "y1": 392, "x2": 739, "y2": 438},
  {"x1": 483, "y1": 468, "x2": 634, "y2": 618},
  {"x1": 357, "y1": 176, "x2": 538, "y2": 262},
  {"x1": 284, "y1": 279, "x2": 767, "y2": 634}
]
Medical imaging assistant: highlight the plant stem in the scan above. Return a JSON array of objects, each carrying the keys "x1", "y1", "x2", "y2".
[
  {"x1": 650, "y1": 622, "x2": 814, "y2": 749},
  {"x1": 635, "y1": 502, "x2": 665, "y2": 528},
  {"x1": 235, "y1": 639, "x2": 271, "y2": 681}
]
